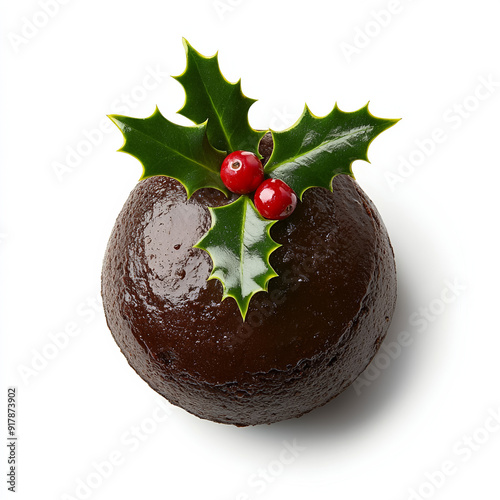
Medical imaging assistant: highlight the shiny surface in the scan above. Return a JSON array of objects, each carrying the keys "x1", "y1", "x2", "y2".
[
  {"x1": 103, "y1": 175, "x2": 375, "y2": 381},
  {"x1": 265, "y1": 104, "x2": 399, "y2": 199},
  {"x1": 254, "y1": 178, "x2": 298, "y2": 220},
  {"x1": 174, "y1": 39, "x2": 264, "y2": 154},
  {"x1": 194, "y1": 195, "x2": 279, "y2": 319},
  {"x1": 220, "y1": 150, "x2": 264, "y2": 195},
  {"x1": 101, "y1": 134, "x2": 397, "y2": 424},
  {"x1": 109, "y1": 109, "x2": 228, "y2": 198}
]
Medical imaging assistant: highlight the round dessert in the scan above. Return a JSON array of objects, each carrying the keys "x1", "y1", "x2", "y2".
[{"x1": 101, "y1": 135, "x2": 397, "y2": 426}]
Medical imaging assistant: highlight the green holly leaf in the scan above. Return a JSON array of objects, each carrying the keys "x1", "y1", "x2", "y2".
[
  {"x1": 265, "y1": 103, "x2": 399, "y2": 199},
  {"x1": 108, "y1": 40, "x2": 400, "y2": 321},
  {"x1": 109, "y1": 108, "x2": 228, "y2": 198},
  {"x1": 194, "y1": 196, "x2": 280, "y2": 320},
  {"x1": 173, "y1": 39, "x2": 265, "y2": 156}
]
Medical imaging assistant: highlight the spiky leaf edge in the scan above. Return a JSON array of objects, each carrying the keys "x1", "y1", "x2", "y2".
[
  {"x1": 108, "y1": 107, "x2": 229, "y2": 198},
  {"x1": 265, "y1": 102, "x2": 400, "y2": 200},
  {"x1": 173, "y1": 38, "x2": 265, "y2": 156},
  {"x1": 194, "y1": 196, "x2": 281, "y2": 320}
]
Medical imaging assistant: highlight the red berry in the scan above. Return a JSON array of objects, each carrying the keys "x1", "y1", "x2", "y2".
[
  {"x1": 254, "y1": 179, "x2": 297, "y2": 220},
  {"x1": 220, "y1": 151, "x2": 264, "y2": 195}
]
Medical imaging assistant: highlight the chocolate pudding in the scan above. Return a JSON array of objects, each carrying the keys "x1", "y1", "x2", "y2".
[{"x1": 101, "y1": 135, "x2": 397, "y2": 425}]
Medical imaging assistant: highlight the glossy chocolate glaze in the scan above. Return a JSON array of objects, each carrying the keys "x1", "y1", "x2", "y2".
[{"x1": 102, "y1": 134, "x2": 397, "y2": 425}]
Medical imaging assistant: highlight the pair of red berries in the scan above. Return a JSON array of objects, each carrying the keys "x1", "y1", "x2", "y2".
[{"x1": 220, "y1": 151, "x2": 297, "y2": 220}]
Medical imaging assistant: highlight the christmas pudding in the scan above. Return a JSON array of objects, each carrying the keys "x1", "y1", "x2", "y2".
[{"x1": 101, "y1": 40, "x2": 398, "y2": 426}]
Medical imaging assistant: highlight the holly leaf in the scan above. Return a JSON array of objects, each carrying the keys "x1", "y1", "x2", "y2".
[
  {"x1": 265, "y1": 103, "x2": 399, "y2": 199},
  {"x1": 194, "y1": 196, "x2": 280, "y2": 320},
  {"x1": 173, "y1": 39, "x2": 265, "y2": 156},
  {"x1": 109, "y1": 108, "x2": 228, "y2": 198}
]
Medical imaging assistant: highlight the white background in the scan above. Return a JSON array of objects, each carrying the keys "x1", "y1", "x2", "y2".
[{"x1": 1, "y1": 0, "x2": 499, "y2": 499}]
